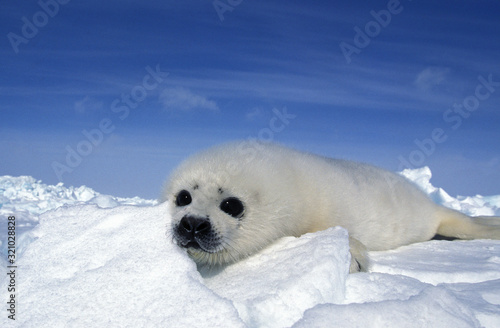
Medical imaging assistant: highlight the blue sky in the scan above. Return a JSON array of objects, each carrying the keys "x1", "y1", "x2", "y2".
[{"x1": 1, "y1": 0, "x2": 499, "y2": 199}]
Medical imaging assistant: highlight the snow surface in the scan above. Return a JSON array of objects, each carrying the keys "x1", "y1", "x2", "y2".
[{"x1": 1, "y1": 168, "x2": 499, "y2": 327}]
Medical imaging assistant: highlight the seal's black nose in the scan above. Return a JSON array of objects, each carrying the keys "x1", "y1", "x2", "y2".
[{"x1": 178, "y1": 216, "x2": 211, "y2": 244}]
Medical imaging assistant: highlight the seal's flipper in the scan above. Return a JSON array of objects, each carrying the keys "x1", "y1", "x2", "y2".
[{"x1": 436, "y1": 207, "x2": 500, "y2": 240}]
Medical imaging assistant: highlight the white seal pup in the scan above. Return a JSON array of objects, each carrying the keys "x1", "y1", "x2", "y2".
[{"x1": 162, "y1": 142, "x2": 500, "y2": 272}]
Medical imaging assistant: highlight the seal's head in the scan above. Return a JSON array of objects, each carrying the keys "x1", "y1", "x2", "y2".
[{"x1": 162, "y1": 142, "x2": 301, "y2": 268}]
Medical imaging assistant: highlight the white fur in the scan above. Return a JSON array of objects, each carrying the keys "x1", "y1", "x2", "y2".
[{"x1": 162, "y1": 142, "x2": 500, "y2": 272}]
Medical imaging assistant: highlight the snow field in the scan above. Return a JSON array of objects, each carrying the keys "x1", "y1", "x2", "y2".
[{"x1": 0, "y1": 169, "x2": 499, "y2": 327}]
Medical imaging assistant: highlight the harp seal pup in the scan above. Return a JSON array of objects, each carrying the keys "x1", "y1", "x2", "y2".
[{"x1": 162, "y1": 142, "x2": 500, "y2": 272}]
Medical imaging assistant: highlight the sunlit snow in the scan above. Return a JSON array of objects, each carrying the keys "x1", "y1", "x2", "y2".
[{"x1": 1, "y1": 168, "x2": 499, "y2": 327}]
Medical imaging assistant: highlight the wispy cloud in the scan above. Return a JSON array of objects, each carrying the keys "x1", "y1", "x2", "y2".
[
  {"x1": 245, "y1": 107, "x2": 264, "y2": 121},
  {"x1": 74, "y1": 96, "x2": 104, "y2": 114},
  {"x1": 159, "y1": 87, "x2": 219, "y2": 112},
  {"x1": 414, "y1": 67, "x2": 451, "y2": 91},
  {"x1": 160, "y1": 64, "x2": 458, "y2": 114}
]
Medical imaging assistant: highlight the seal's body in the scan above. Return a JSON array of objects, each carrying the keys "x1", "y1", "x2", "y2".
[{"x1": 162, "y1": 142, "x2": 500, "y2": 272}]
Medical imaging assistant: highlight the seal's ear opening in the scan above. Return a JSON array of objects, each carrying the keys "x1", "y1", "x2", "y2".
[{"x1": 220, "y1": 197, "x2": 245, "y2": 218}]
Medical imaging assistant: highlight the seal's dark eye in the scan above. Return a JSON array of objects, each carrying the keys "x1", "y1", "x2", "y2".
[
  {"x1": 175, "y1": 190, "x2": 192, "y2": 207},
  {"x1": 220, "y1": 197, "x2": 244, "y2": 218}
]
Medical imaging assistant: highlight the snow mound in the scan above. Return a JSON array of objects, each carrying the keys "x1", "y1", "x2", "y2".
[
  {"x1": 400, "y1": 167, "x2": 500, "y2": 216},
  {"x1": 3, "y1": 203, "x2": 243, "y2": 327},
  {"x1": 204, "y1": 227, "x2": 350, "y2": 328},
  {"x1": 0, "y1": 175, "x2": 155, "y2": 215},
  {"x1": 0, "y1": 175, "x2": 156, "y2": 259},
  {"x1": 295, "y1": 287, "x2": 482, "y2": 328},
  {"x1": 1, "y1": 168, "x2": 499, "y2": 327}
]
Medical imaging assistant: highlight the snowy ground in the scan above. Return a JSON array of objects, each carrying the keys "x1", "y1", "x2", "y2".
[{"x1": 1, "y1": 168, "x2": 499, "y2": 327}]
